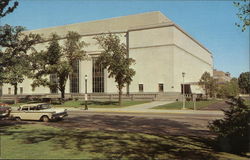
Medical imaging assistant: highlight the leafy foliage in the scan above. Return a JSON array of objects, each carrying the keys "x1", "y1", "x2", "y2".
[
  {"x1": 234, "y1": 0, "x2": 250, "y2": 31},
  {"x1": 0, "y1": 25, "x2": 42, "y2": 94},
  {"x1": 199, "y1": 72, "x2": 218, "y2": 98},
  {"x1": 30, "y1": 32, "x2": 87, "y2": 100},
  {"x1": 208, "y1": 97, "x2": 250, "y2": 154},
  {"x1": 238, "y1": 72, "x2": 250, "y2": 94},
  {"x1": 94, "y1": 33, "x2": 135, "y2": 106},
  {"x1": 0, "y1": 0, "x2": 18, "y2": 18},
  {"x1": 217, "y1": 78, "x2": 240, "y2": 98}
]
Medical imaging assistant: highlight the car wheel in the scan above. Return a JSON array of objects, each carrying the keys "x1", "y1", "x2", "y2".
[
  {"x1": 41, "y1": 116, "x2": 49, "y2": 122},
  {"x1": 15, "y1": 117, "x2": 21, "y2": 121}
]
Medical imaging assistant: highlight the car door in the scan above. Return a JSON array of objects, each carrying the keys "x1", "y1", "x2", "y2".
[
  {"x1": 24, "y1": 105, "x2": 41, "y2": 120},
  {"x1": 19, "y1": 106, "x2": 30, "y2": 120}
]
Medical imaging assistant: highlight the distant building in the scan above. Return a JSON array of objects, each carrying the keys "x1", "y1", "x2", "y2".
[
  {"x1": 1, "y1": 11, "x2": 213, "y2": 98},
  {"x1": 213, "y1": 69, "x2": 231, "y2": 84}
]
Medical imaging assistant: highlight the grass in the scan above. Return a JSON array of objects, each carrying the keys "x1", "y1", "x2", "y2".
[
  {"x1": 53, "y1": 100, "x2": 149, "y2": 108},
  {"x1": 1, "y1": 123, "x2": 248, "y2": 160},
  {"x1": 244, "y1": 99, "x2": 250, "y2": 106},
  {"x1": 6, "y1": 100, "x2": 149, "y2": 108},
  {"x1": 153, "y1": 99, "x2": 221, "y2": 110}
]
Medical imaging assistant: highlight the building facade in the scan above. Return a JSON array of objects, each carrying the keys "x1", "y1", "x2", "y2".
[
  {"x1": 1, "y1": 11, "x2": 213, "y2": 96},
  {"x1": 213, "y1": 69, "x2": 231, "y2": 84}
]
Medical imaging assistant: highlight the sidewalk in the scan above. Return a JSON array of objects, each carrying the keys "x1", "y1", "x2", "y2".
[{"x1": 66, "y1": 101, "x2": 224, "y2": 115}]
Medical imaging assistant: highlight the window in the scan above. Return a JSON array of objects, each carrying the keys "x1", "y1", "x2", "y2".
[
  {"x1": 181, "y1": 84, "x2": 191, "y2": 94},
  {"x1": 92, "y1": 57, "x2": 104, "y2": 93},
  {"x1": 159, "y1": 83, "x2": 164, "y2": 92},
  {"x1": 50, "y1": 74, "x2": 58, "y2": 93},
  {"x1": 8, "y1": 88, "x2": 11, "y2": 94},
  {"x1": 20, "y1": 87, "x2": 23, "y2": 94},
  {"x1": 70, "y1": 60, "x2": 79, "y2": 93},
  {"x1": 21, "y1": 106, "x2": 28, "y2": 111},
  {"x1": 139, "y1": 84, "x2": 144, "y2": 92},
  {"x1": 30, "y1": 106, "x2": 36, "y2": 110},
  {"x1": 0, "y1": 86, "x2": 2, "y2": 96}
]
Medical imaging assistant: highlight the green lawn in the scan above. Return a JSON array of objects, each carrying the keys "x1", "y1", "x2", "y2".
[
  {"x1": 53, "y1": 100, "x2": 149, "y2": 108},
  {"x1": 1, "y1": 124, "x2": 248, "y2": 160},
  {"x1": 153, "y1": 99, "x2": 221, "y2": 110},
  {"x1": 244, "y1": 99, "x2": 250, "y2": 106},
  {"x1": 5, "y1": 100, "x2": 149, "y2": 108}
]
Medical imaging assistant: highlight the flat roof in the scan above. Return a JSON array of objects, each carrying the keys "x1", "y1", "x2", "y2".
[
  {"x1": 24, "y1": 11, "x2": 170, "y2": 38},
  {"x1": 25, "y1": 11, "x2": 211, "y2": 54}
]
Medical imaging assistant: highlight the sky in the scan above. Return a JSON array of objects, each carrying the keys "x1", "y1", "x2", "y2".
[{"x1": 1, "y1": 0, "x2": 249, "y2": 77}]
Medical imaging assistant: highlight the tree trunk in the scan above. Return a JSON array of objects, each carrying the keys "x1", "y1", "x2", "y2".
[
  {"x1": 13, "y1": 83, "x2": 18, "y2": 104},
  {"x1": 60, "y1": 89, "x2": 65, "y2": 104},
  {"x1": 14, "y1": 83, "x2": 17, "y2": 95},
  {"x1": 118, "y1": 88, "x2": 122, "y2": 106},
  {"x1": 205, "y1": 88, "x2": 208, "y2": 99}
]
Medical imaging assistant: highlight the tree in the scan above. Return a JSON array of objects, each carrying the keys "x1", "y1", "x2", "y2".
[
  {"x1": 94, "y1": 33, "x2": 135, "y2": 106},
  {"x1": 0, "y1": 0, "x2": 18, "y2": 19},
  {"x1": 208, "y1": 97, "x2": 250, "y2": 155},
  {"x1": 0, "y1": 25, "x2": 42, "y2": 95},
  {"x1": 234, "y1": 0, "x2": 250, "y2": 31},
  {"x1": 31, "y1": 32, "x2": 87, "y2": 101},
  {"x1": 238, "y1": 72, "x2": 250, "y2": 94},
  {"x1": 199, "y1": 72, "x2": 218, "y2": 98},
  {"x1": 217, "y1": 78, "x2": 240, "y2": 98},
  {"x1": 0, "y1": 0, "x2": 19, "y2": 69}
]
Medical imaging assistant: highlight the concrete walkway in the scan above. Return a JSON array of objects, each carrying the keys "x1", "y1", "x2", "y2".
[
  {"x1": 114, "y1": 101, "x2": 173, "y2": 110},
  {"x1": 66, "y1": 101, "x2": 224, "y2": 115}
]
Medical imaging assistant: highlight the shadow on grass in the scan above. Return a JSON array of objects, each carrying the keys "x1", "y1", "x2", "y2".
[
  {"x1": 1, "y1": 114, "x2": 222, "y2": 159},
  {"x1": 3, "y1": 129, "x2": 218, "y2": 160},
  {"x1": 0, "y1": 120, "x2": 29, "y2": 128}
]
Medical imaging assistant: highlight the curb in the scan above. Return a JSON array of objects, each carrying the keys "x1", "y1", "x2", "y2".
[{"x1": 67, "y1": 108, "x2": 224, "y2": 115}]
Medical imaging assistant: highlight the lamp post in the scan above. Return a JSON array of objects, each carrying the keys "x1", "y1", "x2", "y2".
[
  {"x1": 84, "y1": 75, "x2": 88, "y2": 110},
  {"x1": 182, "y1": 72, "x2": 186, "y2": 110}
]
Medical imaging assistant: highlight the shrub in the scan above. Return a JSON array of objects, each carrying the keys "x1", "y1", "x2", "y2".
[
  {"x1": 208, "y1": 97, "x2": 250, "y2": 155},
  {"x1": 217, "y1": 79, "x2": 240, "y2": 98}
]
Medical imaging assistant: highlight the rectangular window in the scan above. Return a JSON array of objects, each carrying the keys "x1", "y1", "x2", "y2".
[
  {"x1": 70, "y1": 60, "x2": 79, "y2": 93},
  {"x1": 20, "y1": 87, "x2": 23, "y2": 94},
  {"x1": 50, "y1": 74, "x2": 58, "y2": 93},
  {"x1": 139, "y1": 84, "x2": 143, "y2": 92},
  {"x1": 92, "y1": 57, "x2": 104, "y2": 93},
  {"x1": 0, "y1": 85, "x2": 2, "y2": 96},
  {"x1": 159, "y1": 83, "x2": 164, "y2": 92},
  {"x1": 8, "y1": 88, "x2": 11, "y2": 94}
]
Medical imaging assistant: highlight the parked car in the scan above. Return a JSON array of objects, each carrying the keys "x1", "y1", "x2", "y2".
[
  {"x1": 10, "y1": 103, "x2": 68, "y2": 122},
  {"x1": 0, "y1": 103, "x2": 11, "y2": 119}
]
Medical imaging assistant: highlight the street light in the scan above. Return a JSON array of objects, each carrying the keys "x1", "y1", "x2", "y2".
[
  {"x1": 84, "y1": 75, "x2": 88, "y2": 110},
  {"x1": 182, "y1": 72, "x2": 186, "y2": 110}
]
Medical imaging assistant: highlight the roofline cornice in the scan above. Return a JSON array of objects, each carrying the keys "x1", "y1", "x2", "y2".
[{"x1": 128, "y1": 22, "x2": 212, "y2": 55}]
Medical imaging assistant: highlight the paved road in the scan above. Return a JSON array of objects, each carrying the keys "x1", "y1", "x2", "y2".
[
  {"x1": 41, "y1": 110, "x2": 224, "y2": 137},
  {"x1": 68, "y1": 110, "x2": 223, "y2": 119},
  {"x1": 0, "y1": 110, "x2": 224, "y2": 137}
]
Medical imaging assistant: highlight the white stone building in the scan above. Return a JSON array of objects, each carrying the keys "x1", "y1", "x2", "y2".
[{"x1": 1, "y1": 11, "x2": 213, "y2": 99}]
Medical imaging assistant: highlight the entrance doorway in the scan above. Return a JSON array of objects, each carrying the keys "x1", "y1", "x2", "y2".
[
  {"x1": 181, "y1": 84, "x2": 191, "y2": 94},
  {"x1": 159, "y1": 83, "x2": 164, "y2": 92}
]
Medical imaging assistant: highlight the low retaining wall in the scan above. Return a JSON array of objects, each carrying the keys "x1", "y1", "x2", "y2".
[{"x1": 0, "y1": 93, "x2": 158, "y2": 103}]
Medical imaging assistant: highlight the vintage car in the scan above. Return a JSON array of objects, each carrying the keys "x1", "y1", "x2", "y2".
[
  {"x1": 0, "y1": 103, "x2": 11, "y2": 119},
  {"x1": 10, "y1": 103, "x2": 68, "y2": 122}
]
